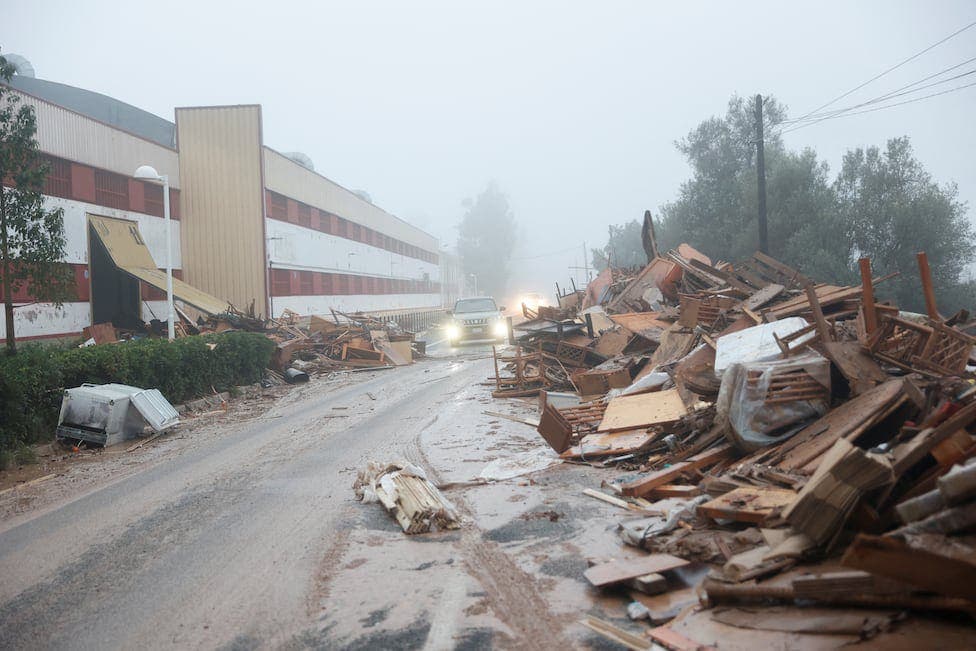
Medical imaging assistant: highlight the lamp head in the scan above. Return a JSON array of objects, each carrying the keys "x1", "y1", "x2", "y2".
[{"x1": 134, "y1": 165, "x2": 161, "y2": 181}]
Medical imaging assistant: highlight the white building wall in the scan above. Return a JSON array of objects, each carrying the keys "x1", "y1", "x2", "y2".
[
  {"x1": 266, "y1": 219, "x2": 437, "y2": 282},
  {"x1": 270, "y1": 294, "x2": 441, "y2": 319},
  {"x1": 53, "y1": 195, "x2": 182, "y2": 267},
  {"x1": 263, "y1": 149, "x2": 435, "y2": 252},
  {"x1": 16, "y1": 90, "x2": 180, "y2": 186},
  {"x1": 0, "y1": 195, "x2": 184, "y2": 341},
  {"x1": 0, "y1": 302, "x2": 91, "y2": 341}
]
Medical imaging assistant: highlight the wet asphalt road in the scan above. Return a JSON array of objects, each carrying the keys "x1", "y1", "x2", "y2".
[
  {"x1": 0, "y1": 333, "x2": 624, "y2": 650},
  {"x1": 0, "y1": 343, "x2": 505, "y2": 650}
]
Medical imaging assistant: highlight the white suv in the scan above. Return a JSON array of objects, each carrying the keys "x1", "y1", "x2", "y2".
[{"x1": 446, "y1": 297, "x2": 507, "y2": 345}]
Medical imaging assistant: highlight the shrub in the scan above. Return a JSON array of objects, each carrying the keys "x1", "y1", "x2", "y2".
[{"x1": 0, "y1": 332, "x2": 274, "y2": 453}]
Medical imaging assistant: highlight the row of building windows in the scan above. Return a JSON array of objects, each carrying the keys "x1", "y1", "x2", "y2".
[
  {"x1": 265, "y1": 190, "x2": 439, "y2": 266},
  {"x1": 37, "y1": 154, "x2": 181, "y2": 219},
  {"x1": 270, "y1": 268, "x2": 440, "y2": 297}
]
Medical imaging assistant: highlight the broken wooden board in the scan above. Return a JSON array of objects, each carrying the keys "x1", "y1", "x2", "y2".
[
  {"x1": 608, "y1": 312, "x2": 671, "y2": 342},
  {"x1": 83, "y1": 322, "x2": 117, "y2": 345},
  {"x1": 621, "y1": 444, "x2": 732, "y2": 497},
  {"x1": 822, "y1": 341, "x2": 887, "y2": 396},
  {"x1": 842, "y1": 533, "x2": 976, "y2": 601},
  {"x1": 581, "y1": 616, "x2": 652, "y2": 650},
  {"x1": 648, "y1": 625, "x2": 715, "y2": 651},
  {"x1": 593, "y1": 329, "x2": 634, "y2": 357},
  {"x1": 562, "y1": 429, "x2": 656, "y2": 459},
  {"x1": 373, "y1": 339, "x2": 411, "y2": 366},
  {"x1": 650, "y1": 328, "x2": 697, "y2": 366},
  {"x1": 644, "y1": 484, "x2": 702, "y2": 499},
  {"x1": 536, "y1": 403, "x2": 573, "y2": 453},
  {"x1": 698, "y1": 486, "x2": 797, "y2": 524},
  {"x1": 742, "y1": 283, "x2": 784, "y2": 312},
  {"x1": 764, "y1": 378, "x2": 905, "y2": 472},
  {"x1": 584, "y1": 553, "x2": 690, "y2": 587},
  {"x1": 709, "y1": 606, "x2": 900, "y2": 636},
  {"x1": 597, "y1": 388, "x2": 687, "y2": 433},
  {"x1": 629, "y1": 586, "x2": 698, "y2": 625}
]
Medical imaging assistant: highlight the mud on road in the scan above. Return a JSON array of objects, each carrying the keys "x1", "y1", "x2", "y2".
[{"x1": 0, "y1": 346, "x2": 634, "y2": 650}]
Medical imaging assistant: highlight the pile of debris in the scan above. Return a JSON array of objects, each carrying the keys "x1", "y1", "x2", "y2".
[
  {"x1": 497, "y1": 246, "x2": 976, "y2": 647},
  {"x1": 80, "y1": 307, "x2": 424, "y2": 383},
  {"x1": 265, "y1": 310, "x2": 421, "y2": 381}
]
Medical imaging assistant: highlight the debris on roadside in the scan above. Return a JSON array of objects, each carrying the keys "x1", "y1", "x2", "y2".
[
  {"x1": 57, "y1": 383, "x2": 180, "y2": 446},
  {"x1": 354, "y1": 461, "x2": 461, "y2": 534},
  {"x1": 486, "y1": 245, "x2": 976, "y2": 646},
  {"x1": 72, "y1": 305, "x2": 427, "y2": 380}
]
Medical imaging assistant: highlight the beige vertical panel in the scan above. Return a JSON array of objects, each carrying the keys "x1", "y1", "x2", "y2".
[
  {"x1": 16, "y1": 91, "x2": 180, "y2": 185},
  {"x1": 176, "y1": 106, "x2": 267, "y2": 315},
  {"x1": 263, "y1": 148, "x2": 437, "y2": 251}
]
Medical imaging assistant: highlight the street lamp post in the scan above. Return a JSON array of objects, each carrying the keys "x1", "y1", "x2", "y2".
[{"x1": 134, "y1": 165, "x2": 174, "y2": 340}]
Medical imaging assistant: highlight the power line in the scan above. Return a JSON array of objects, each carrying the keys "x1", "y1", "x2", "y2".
[
  {"x1": 785, "y1": 19, "x2": 976, "y2": 126},
  {"x1": 776, "y1": 79, "x2": 976, "y2": 135},
  {"x1": 776, "y1": 54, "x2": 976, "y2": 127}
]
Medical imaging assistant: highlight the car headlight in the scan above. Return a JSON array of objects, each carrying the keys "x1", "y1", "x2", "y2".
[
  {"x1": 446, "y1": 324, "x2": 460, "y2": 340},
  {"x1": 493, "y1": 320, "x2": 508, "y2": 337}
]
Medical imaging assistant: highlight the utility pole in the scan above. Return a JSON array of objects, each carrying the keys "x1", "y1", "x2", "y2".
[
  {"x1": 582, "y1": 242, "x2": 590, "y2": 284},
  {"x1": 755, "y1": 94, "x2": 769, "y2": 254}
]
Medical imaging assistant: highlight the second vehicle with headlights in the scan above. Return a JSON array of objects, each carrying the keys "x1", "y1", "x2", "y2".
[{"x1": 445, "y1": 297, "x2": 508, "y2": 345}]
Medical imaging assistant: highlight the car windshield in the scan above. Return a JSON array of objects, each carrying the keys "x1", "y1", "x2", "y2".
[{"x1": 454, "y1": 298, "x2": 497, "y2": 313}]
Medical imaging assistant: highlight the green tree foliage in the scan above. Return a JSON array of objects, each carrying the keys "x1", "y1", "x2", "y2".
[
  {"x1": 457, "y1": 182, "x2": 517, "y2": 297},
  {"x1": 835, "y1": 137, "x2": 974, "y2": 313},
  {"x1": 0, "y1": 54, "x2": 71, "y2": 354},
  {"x1": 604, "y1": 94, "x2": 972, "y2": 312},
  {"x1": 591, "y1": 220, "x2": 645, "y2": 271},
  {"x1": 657, "y1": 95, "x2": 850, "y2": 278}
]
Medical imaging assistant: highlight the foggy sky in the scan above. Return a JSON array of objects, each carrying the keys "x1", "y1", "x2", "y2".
[{"x1": 4, "y1": 1, "x2": 975, "y2": 296}]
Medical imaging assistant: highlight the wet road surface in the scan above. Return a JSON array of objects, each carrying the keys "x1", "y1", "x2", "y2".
[{"x1": 0, "y1": 342, "x2": 628, "y2": 650}]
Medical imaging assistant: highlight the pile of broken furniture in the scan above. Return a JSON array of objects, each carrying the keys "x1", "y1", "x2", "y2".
[
  {"x1": 267, "y1": 309, "x2": 421, "y2": 381},
  {"x1": 498, "y1": 246, "x2": 976, "y2": 648}
]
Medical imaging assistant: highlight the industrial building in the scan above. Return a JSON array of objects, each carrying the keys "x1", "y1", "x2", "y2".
[{"x1": 1, "y1": 60, "x2": 460, "y2": 343}]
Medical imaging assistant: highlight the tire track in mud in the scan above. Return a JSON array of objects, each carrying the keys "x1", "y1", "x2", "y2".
[{"x1": 410, "y1": 410, "x2": 573, "y2": 650}]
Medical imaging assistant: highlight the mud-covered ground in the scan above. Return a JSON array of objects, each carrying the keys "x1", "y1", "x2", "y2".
[{"x1": 0, "y1": 342, "x2": 646, "y2": 650}]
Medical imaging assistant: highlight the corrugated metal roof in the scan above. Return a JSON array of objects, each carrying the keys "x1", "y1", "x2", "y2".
[{"x1": 89, "y1": 215, "x2": 230, "y2": 315}]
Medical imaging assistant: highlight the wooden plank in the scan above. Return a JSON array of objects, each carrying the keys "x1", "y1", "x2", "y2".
[
  {"x1": 648, "y1": 625, "x2": 714, "y2": 651},
  {"x1": 581, "y1": 616, "x2": 652, "y2": 650},
  {"x1": 644, "y1": 484, "x2": 702, "y2": 499},
  {"x1": 584, "y1": 553, "x2": 690, "y2": 587},
  {"x1": 842, "y1": 533, "x2": 976, "y2": 601},
  {"x1": 916, "y1": 252, "x2": 940, "y2": 320},
  {"x1": 698, "y1": 486, "x2": 797, "y2": 524},
  {"x1": 582, "y1": 488, "x2": 635, "y2": 510},
  {"x1": 891, "y1": 400, "x2": 976, "y2": 475},
  {"x1": 822, "y1": 341, "x2": 887, "y2": 396},
  {"x1": 597, "y1": 389, "x2": 687, "y2": 433},
  {"x1": 859, "y1": 258, "x2": 878, "y2": 334},
  {"x1": 803, "y1": 280, "x2": 833, "y2": 343},
  {"x1": 620, "y1": 444, "x2": 732, "y2": 497},
  {"x1": 562, "y1": 429, "x2": 656, "y2": 459}
]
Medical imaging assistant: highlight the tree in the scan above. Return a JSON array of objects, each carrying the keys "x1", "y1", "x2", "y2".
[
  {"x1": 836, "y1": 137, "x2": 974, "y2": 313},
  {"x1": 591, "y1": 220, "x2": 645, "y2": 271},
  {"x1": 0, "y1": 54, "x2": 70, "y2": 354},
  {"x1": 456, "y1": 182, "x2": 516, "y2": 297}
]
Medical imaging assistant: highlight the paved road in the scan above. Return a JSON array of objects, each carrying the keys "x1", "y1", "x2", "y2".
[{"x1": 0, "y1": 342, "x2": 615, "y2": 650}]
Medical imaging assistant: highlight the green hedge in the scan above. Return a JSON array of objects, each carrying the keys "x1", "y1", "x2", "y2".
[{"x1": 0, "y1": 331, "x2": 274, "y2": 455}]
